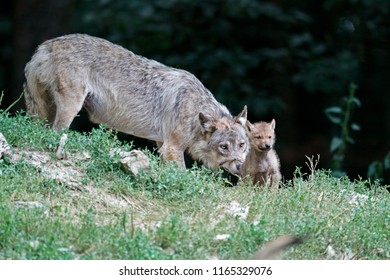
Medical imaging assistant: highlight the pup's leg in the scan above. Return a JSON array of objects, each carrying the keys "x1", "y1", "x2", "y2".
[{"x1": 270, "y1": 171, "x2": 281, "y2": 191}]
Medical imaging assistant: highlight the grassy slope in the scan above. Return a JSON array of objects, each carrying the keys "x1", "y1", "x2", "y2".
[{"x1": 0, "y1": 112, "x2": 389, "y2": 260}]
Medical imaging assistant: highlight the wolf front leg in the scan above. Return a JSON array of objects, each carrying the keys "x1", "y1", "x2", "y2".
[
  {"x1": 270, "y1": 172, "x2": 281, "y2": 191},
  {"x1": 158, "y1": 142, "x2": 186, "y2": 168}
]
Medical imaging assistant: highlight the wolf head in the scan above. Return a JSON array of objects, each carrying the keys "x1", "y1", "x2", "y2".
[
  {"x1": 246, "y1": 119, "x2": 276, "y2": 152},
  {"x1": 195, "y1": 106, "x2": 249, "y2": 175}
]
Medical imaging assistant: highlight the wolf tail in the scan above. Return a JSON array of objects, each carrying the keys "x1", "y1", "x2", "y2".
[
  {"x1": 23, "y1": 45, "x2": 56, "y2": 123},
  {"x1": 252, "y1": 235, "x2": 301, "y2": 260}
]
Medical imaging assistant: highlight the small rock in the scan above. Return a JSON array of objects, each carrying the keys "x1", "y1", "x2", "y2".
[
  {"x1": 326, "y1": 243, "x2": 336, "y2": 258},
  {"x1": 214, "y1": 234, "x2": 230, "y2": 241},
  {"x1": 29, "y1": 240, "x2": 40, "y2": 249},
  {"x1": 14, "y1": 201, "x2": 44, "y2": 208},
  {"x1": 56, "y1": 133, "x2": 68, "y2": 159},
  {"x1": 349, "y1": 193, "x2": 368, "y2": 206},
  {"x1": 226, "y1": 201, "x2": 249, "y2": 220},
  {"x1": 0, "y1": 132, "x2": 12, "y2": 159},
  {"x1": 24, "y1": 151, "x2": 50, "y2": 166},
  {"x1": 75, "y1": 151, "x2": 91, "y2": 161},
  {"x1": 109, "y1": 148, "x2": 122, "y2": 158},
  {"x1": 342, "y1": 248, "x2": 355, "y2": 260},
  {"x1": 58, "y1": 247, "x2": 71, "y2": 253},
  {"x1": 119, "y1": 150, "x2": 150, "y2": 176}
]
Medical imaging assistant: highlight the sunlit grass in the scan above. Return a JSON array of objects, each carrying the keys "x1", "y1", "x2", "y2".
[{"x1": 0, "y1": 112, "x2": 389, "y2": 259}]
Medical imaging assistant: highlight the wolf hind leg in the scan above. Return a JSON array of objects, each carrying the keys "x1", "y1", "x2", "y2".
[
  {"x1": 52, "y1": 81, "x2": 86, "y2": 131},
  {"x1": 24, "y1": 79, "x2": 56, "y2": 126}
]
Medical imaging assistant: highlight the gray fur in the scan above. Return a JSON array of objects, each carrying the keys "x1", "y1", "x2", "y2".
[{"x1": 24, "y1": 34, "x2": 249, "y2": 175}]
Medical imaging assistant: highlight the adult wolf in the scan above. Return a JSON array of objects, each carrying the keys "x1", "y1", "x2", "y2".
[{"x1": 24, "y1": 34, "x2": 248, "y2": 175}]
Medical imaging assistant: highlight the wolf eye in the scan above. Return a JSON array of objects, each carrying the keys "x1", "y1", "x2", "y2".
[
  {"x1": 219, "y1": 144, "x2": 229, "y2": 151},
  {"x1": 239, "y1": 142, "x2": 246, "y2": 148},
  {"x1": 255, "y1": 135, "x2": 262, "y2": 139},
  {"x1": 268, "y1": 136, "x2": 272, "y2": 139}
]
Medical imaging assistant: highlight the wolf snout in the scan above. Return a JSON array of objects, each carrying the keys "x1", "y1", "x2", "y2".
[
  {"x1": 235, "y1": 162, "x2": 242, "y2": 172},
  {"x1": 219, "y1": 158, "x2": 244, "y2": 175},
  {"x1": 258, "y1": 144, "x2": 271, "y2": 151},
  {"x1": 231, "y1": 159, "x2": 244, "y2": 175}
]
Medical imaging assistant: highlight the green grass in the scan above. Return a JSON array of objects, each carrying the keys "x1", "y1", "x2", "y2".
[{"x1": 0, "y1": 111, "x2": 389, "y2": 260}]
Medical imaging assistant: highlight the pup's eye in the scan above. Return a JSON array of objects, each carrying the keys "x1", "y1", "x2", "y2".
[
  {"x1": 239, "y1": 142, "x2": 246, "y2": 148},
  {"x1": 255, "y1": 135, "x2": 262, "y2": 139},
  {"x1": 219, "y1": 144, "x2": 229, "y2": 151},
  {"x1": 268, "y1": 136, "x2": 272, "y2": 139}
]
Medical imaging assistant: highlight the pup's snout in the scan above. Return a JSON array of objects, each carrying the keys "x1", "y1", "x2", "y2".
[{"x1": 258, "y1": 144, "x2": 271, "y2": 151}]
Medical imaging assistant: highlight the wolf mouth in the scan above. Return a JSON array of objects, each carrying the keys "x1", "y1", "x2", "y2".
[
  {"x1": 219, "y1": 159, "x2": 242, "y2": 175},
  {"x1": 257, "y1": 146, "x2": 271, "y2": 152}
]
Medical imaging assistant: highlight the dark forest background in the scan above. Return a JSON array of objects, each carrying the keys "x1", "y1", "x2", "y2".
[{"x1": 0, "y1": 0, "x2": 389, "y2": 184}]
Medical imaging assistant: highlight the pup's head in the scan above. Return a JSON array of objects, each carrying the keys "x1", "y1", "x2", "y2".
[
  {"x1": 197, "y1": 106, "x2": 249, "y2": 175},
  {"x1": 246, "y1": 119, "x2": 276, "y2": 152}
]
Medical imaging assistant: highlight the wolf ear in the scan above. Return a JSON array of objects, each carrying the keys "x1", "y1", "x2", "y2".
[
  {"x1": 270, "y1": 119, "x2": 276, "y2": 130},
  {"x1": 246, "y1": 120, "x2": 255, "y2": 132},
  {"x1": 199, "y1": 112, "x2": 216, "y2": 133},
  {"x1": 234, "y1": 105, "x2": 247, "y2": 127}
]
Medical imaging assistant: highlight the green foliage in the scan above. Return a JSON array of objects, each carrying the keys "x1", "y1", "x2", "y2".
[
  {"x1": 367, "y1": 151, "x2": 390, "y2": 183},
  {"x1": 0, "y1": 110, "x2": 63, "y2": 152},
  {"x1": 325, "y1": 83, "x2": 360, "y2": 176},
  {"x1": 0, "y1": 205, "x2": 170, "y2": 260},
  {"x1": 293, "y1": 51, "x2": 359, "y2": 94},
  {"x1": 1, "y1": 0, "x2": 390, "y2": 188},
  {"x1": 74, "y1": 0, "x2": 308, "y2": 115},
  {"x1": 0, "y1": 15, "x2": 13, "y2": 94},
  {"x1": 133, "y1": 160, "x2": 226, "y2": 201},
  {"x1": 1, "y1": 113, "x2": 389, "y2": 260},
  {"x1": 68, "y1": 1, "x2": 390, "y2": 185}
]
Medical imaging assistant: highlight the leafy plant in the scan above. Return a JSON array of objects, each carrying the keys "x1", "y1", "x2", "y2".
[
  {"x1": 325, "y1": 82, "x2": 361, "y2": 177},
  {"x1": 1, "y1": 112, "x2": 389, "y2": 260},
  {"x1": 367, "y1": 151, "x2": 390, "y2": 183},
  {"x1": 0, "y1": 91, "x2": 24, "y2": 113}
]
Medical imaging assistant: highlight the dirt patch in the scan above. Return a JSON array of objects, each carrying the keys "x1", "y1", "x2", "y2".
[{"x1": 2, "y1": 131, "x2": 166, "y2": 229}]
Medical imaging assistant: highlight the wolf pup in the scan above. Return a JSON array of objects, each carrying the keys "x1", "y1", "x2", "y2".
[
  {"x1": 240, "y1": 119, "x2": 281, "y2": 189},
  {"x1": 23, "y1": 34, "x2": 248, "y2": 175}
]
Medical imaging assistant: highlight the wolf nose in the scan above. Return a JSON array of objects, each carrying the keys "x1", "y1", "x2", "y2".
[
  {"x1": 265, "y1": 144, "x2": 271, "y2": 149},
  {"x1": 235, "y1": 162, "x2": 242, "y2": 172}
]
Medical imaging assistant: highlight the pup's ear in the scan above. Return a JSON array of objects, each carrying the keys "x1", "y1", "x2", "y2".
[
  {"x1": 270, "y1": 119, "x2": 276, "y2": 130},
  {"x1": 234, "y1": 105, "x2": 247, "y2": 127},
  {"x1": 199, "y1": 112, "x2": 216, "y2": 133},
  {"x1": 246, "y1": 120, "x2": 255, "y2": 133}
]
